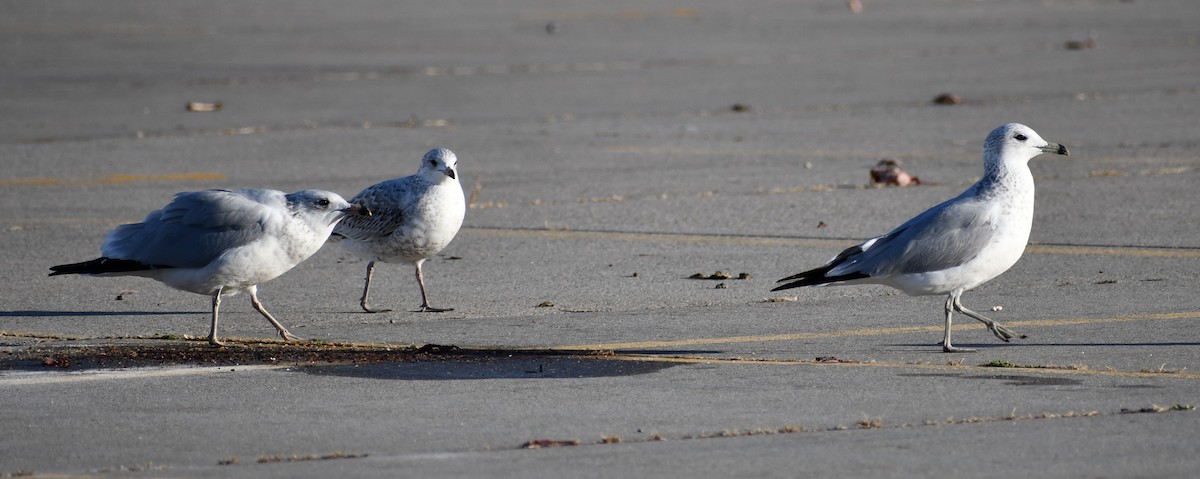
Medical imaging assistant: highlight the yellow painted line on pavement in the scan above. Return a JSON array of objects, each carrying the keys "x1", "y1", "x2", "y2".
[
  {"x1": 462, "y1": 227, "x2": 1200, "y2": 258},
  {"x1": 0, "y1": 172, "x2": 225, "y2": 187},
  {"x1": 553, "y1": 311, "x2": 1200, "y2": 351},
  {"x1": 1025, "y1": 245, "x2": 1200, "y2": 258},
  {"x1": 600, "y1": 354, "x2": 1200, "y2": 380},
  {"x1": 556, "y1": 326, "x2": 940, "y2": 351}
]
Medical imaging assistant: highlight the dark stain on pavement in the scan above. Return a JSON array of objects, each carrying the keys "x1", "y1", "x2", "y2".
[{"x1": 0, "y1": 339, "x2": 676, "y2": 379}]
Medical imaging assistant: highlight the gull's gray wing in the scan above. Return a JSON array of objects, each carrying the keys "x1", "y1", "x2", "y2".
[
  {"x1": 828, "y1": 190, "x2": 1003, "y2": 278},
  {"x1": 333, "y1": 177, "x2": 421, "y2": 242},
  {"x1": 101, "y1": 189, "x2": 282, "y2": 268}
]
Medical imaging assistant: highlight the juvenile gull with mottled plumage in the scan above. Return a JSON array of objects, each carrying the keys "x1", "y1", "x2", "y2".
[{"x1": 332, "y1": 148, "x2": 466, "y2": 313}]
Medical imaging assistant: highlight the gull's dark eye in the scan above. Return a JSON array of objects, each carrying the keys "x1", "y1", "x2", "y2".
[
  {"x1": 429, "y1": 159, "x2": 437, "y2": 167},
  {"x1": 316, "y1": 198, "x2": 330, "y2": 207},
  {"x1": 1014, "y1": 134, "x2": 1028, "y2": 141}
]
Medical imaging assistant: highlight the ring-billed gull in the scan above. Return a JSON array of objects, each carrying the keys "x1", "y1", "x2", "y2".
[
  {"x1": 773, "y1": 123, "x2": 1070, "y2": 352},
  {"x1": 50, "y1": 188, "x2": 370, "y2": 346},
  {"x1": 332, "y1": 148, "x2": 466, "y2": 313}
]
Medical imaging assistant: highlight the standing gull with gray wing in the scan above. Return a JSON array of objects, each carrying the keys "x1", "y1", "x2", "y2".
[
  {"x1": 773, "y1": 123, "x2": 1070, "y2": 352},
  {"x1": 333, "y1": 148, "x2": 466, "y2": 313},
  {"x1": 50, "y1": 188, "x2": 370, "y2": 345}
]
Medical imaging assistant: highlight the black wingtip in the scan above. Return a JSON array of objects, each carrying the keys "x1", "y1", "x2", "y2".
[
  {"x1": 771, "y1": 277, "x2": 822, "y2": 292},
  {"x1": 49, "y1": 257, "x2": 171, "y2": 276},
  {"x1": 772, "y1": 271, "x2": 870, "y2": 292},
  {"x1": 773, "y1": 263, "x2": 837, "y2": 290}
]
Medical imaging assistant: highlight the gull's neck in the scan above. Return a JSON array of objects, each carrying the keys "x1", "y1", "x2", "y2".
[{"x1": 973, "y1": 150, "x2": 1036, "y2": 225}]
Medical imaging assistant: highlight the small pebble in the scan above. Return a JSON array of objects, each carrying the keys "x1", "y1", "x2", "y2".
[
  {"x1": 186, "y1": 101, "x2": 223, "y2": 112},
  {"x1": 932, "y1": 93, "x2": 961, "y2": 105}
]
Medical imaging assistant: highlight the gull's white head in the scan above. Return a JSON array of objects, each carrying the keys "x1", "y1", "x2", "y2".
[
  {"x1": 984, "y1": 123, "x2": 1070, "y2": 171},
  {"x1": 417, "y1": 148, "x2": 459, "y2": 183},
  {"x1": 287, "y1": 189, "x2": 371, "y2": 227}
]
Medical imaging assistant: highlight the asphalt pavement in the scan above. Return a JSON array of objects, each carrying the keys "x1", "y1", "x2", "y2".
[{"x1": 2, "y1": 0, "x2": 1199, "y2": 477}]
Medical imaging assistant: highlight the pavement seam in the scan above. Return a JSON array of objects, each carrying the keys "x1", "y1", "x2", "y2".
[
  {"x1": 595, "y1": 353, "x2": 1200, "y2": 381},
  {"x1": 511, "y1": 403, "x2": 1194, "y2": 452}
]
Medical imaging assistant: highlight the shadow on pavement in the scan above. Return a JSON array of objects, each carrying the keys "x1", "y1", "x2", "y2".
[{"x1": 298, "y1": 355, "x2": 677, "y2": 380}]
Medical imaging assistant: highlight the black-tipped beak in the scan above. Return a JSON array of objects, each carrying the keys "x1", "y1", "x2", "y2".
[
  {"x1": 343, "y1": 204, "x2": 372, "y2": 217},
  {"x1": 444, "y1": 167, "x2": 457, "y2": 179},
  {"x1": 1041, "y1": 143, "x2": 1070, "y2": 156}
]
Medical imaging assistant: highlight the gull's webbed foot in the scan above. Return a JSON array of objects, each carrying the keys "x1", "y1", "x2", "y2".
[
  {"x1": 941, "y1": 341, "x2": 977, "y2": 353},
  {"x1": 986, "y1": 321, "x2": 1026, "y2": 342},
  {"x1": 279, "y1": 330, "x2": 303, "y2": 342}
]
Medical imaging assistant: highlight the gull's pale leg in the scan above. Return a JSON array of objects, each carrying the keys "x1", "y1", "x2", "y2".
[
  {"x1": 359, "y1": 260, "x2": 392, "y2": 313},
  {"x1": 415, "y1": 260, "x2": 452, "y2": 312},
  {"x1": 952, "y1": 296, "x2": 1025, "y2": 342},
  {"x1": 248, "y1": 285, "x2": 301, "y2": 341},
  {"x1": 942, "y1": 291, "x2": 975, "y2": 353},
  {"x1": 208, "y1": 287, "x2": 225, "y2": 346}
]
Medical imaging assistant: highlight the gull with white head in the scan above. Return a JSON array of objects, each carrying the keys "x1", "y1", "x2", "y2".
[
  {"x1": 50, "y1": 188, "x2": 371, "y2": 345},
  {"x1": 332, "y1": 148, "x2": 466, "y2": 313},
  {"x1": 773, "y1": 123, "x2": 1070, "y2": 352}
]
